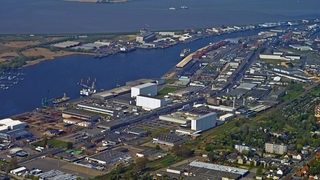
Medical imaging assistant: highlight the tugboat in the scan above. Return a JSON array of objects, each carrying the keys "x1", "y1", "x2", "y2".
[{"x1": 180, "y1": 48, "x2": 191, "y2": 58}]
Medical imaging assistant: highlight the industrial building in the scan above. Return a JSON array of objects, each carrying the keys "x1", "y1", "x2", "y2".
[
  {"x1": 152, "y1": 133, "x2": 184, "y2": 146},
  {"x1": 63, "y1": 119, "x2": 92, "y2": 127},
  {"x1": 52, "y1": 41, "x2": 80, "y2": 48},
  {"x1": 76, "y1": 104, "x2": 118, "y2": 116},
  {"x1": 131, "y1": 83, "x2": 157, "y2": 98},
  {"x1": 136, "y1": 32, "x2": 157, "y2": 43},
  {"x1": 86, "y1": 150, "x2": 131, "y2": 165},
  {"x1": 62, "y1": 109, "x2": 100, "y2": 127},
  {"x1": 37, "y1": 169, "x2": 79, "y2": 180},
  {"x1": 265, "y1": 143, "x2": 288, "y2": 155},
  {"x1": 219, "y1": 113, "x2": 234, "y2": 121},
  {"x1": 0, "y1": 118, "x2": 27, "y2": 133},
  {"x1": 159, "y1": 112, "x2": 197, "y2": 124},
  {"x1": 92, "y1": 86, "x2": 131, "y2": 100},
  {"x1": 191, "y1": 112, "x2": 217, "y2": 131},
  {"x1": 0, "y1": 118, "x2": 29, "y2": 140},
  {"x1": 168, "y1": 86, "x2": 201, "y2": 97},
  {"x1": 136, "y1": 95, "x2": 171, "y2": 110},
  {"x1": 62, "y1": 109, "x2": 100, "y2": 121},
  {"x1": 160, "y1": 161, "x2": 249, "y2": 179}
]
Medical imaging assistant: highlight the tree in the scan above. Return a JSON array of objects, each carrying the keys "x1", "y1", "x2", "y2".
[
  {"x1": 155, "y1": 145, "x2": 161, "y2": 150},
  {"x1": 66, "y1": 142, "x2": 73, "y2": 149},
  {"x1": 43, "y1": 135, "x2": 48, "y2": 147},
  {"x1": 256, "y1": 165, "x2": 263, "y2": 176},
  {"x1": 135, "y1": 157, "x2": 149, "y2": 172},
  {"x1": 205, "y1": 144, "x2": 214, "y2": 152},
  {"x1": 172, "y1": 144, "x2": 194, "y2": 158},
  {"x1": 10, "y1": 157, "x2": 18, "y2": 169}
]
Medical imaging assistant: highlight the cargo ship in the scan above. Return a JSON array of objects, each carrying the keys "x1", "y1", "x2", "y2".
[
  {"x1": 53, "y1": 93, "x2": 70, "y2": 104},
  {"x1": 180, "y1": 48, "x2": 191, "y2": 58}
]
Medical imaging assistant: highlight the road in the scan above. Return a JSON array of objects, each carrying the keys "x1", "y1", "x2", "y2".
[{"x1": 18, "y1": 147, "x2": 64, "y2": 164}]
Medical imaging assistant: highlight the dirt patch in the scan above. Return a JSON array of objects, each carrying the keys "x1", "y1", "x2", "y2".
[
  {"x1": 61, "y1": 163, "x2": 103, "y2": 178},
  {"x1": 3, "y1": 41, "x2": 40, "y2": 48},
  {"x1": 0, "y1": 52, "x2": 19, "y2": 62}
]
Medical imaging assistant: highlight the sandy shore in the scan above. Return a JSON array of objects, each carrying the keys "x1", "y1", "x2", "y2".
[{"x1": 21, "y1": 47, "x2": 94, "y2": 67}]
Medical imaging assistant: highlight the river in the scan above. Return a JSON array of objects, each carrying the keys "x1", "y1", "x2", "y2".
[{"x1": 0, "y1": 30, "x2": 263, "y2": 118}]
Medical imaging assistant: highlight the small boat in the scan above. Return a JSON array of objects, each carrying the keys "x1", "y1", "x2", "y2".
[
  {"x1": 180, "y1": 48, "x2": 191, "y2": 58},
  {"x1": 169, "y1": 7, "x2": 176, "y2": 10},
  {"x1": 180, "y1": 5, "x2": 188, "y2": 9}
]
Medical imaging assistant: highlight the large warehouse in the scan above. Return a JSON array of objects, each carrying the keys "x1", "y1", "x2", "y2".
[
  {"x1": 0, "y1": 118, "x2": 27, "y2": 133},
  {"x1": 131, "y1": 83, "x2": 157, "y2": 98},
  {"x1": 191, "y1": 112, "x2": 217, "y2": 131},
  {"x1": 136, "y1": 95, "x2": 171, "y2": 110}
]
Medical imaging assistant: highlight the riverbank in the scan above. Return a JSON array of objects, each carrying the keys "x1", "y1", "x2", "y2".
[
  {"x1": 0, "y1": 33, "x2": 138, "y2": 71},
  {"x1": 21, "y1": 48, "x2": 94, "y2": 67}
]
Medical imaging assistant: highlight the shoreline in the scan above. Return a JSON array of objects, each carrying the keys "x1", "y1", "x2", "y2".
[{"x1": 22, "y1": 51, "x2": 95, "y2": 67}]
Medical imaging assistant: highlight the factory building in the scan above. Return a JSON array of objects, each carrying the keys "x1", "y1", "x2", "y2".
[
  {"x1": 131, "y1": 83, "x2": 157, "y2": 98},
  {"x1": 0, "y1": 118, "x2": 27, "y2": 133},
  {"x1": 86, "y1": 150, "x2": 131, "y2": 165},
  {"x1": 52, "y1": 41, "x2": 80, "y2": 48},
  {"x1": 159, "y1": 112, "x2": 197, "y2": 124},
  {"x1": 160, "y1": 161, "x2": 249, "y2": 179},
  {"x1": 0, "y1": 118, "x2": 29, "y2": 140},
  {"x1": 136, "y1": 96, "x2": 171, "y2": 110},
  {"x1": 62, "y1": 109, "x2": 100, "y2": 121},
  {"x1": 191, "y1": 112, "x2": 217, "y2": 131},
  {"x1": 136, "y1": 32, "x2": 157, "y2": 43},
  {"x1": 62, "y1": 109, "x2": 100, "y2": 127}
]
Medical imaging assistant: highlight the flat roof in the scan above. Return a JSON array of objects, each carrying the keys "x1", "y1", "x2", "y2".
[
  {"x1": 194, "y1": 112, "x2": 216, "y2": 121},
  {"x1": 88, "y1": 150, "x2": 129, "y2": 163},
  {"x1": 0, "y1": 118, "x2": 25, "y2": 126},
  {"x1": 0, "y1": 118, "x2": 26, "y2": 131},
  {"x1": 93, "y1": 86, "x2": 131, "y2": 98},
  {"x1": 63, "y1": 109, "x2": 98, "y2": 118},
  {"x1": 132, "y1": 82, "x2": 157, "y2": 89},
  {"x1": 190, "y1": 161, "x2": 249, "y2": 175},
  {"x1": 237, "y1": 82, "x2": 257, "y2": 90}
]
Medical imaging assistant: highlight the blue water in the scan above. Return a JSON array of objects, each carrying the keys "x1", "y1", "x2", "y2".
[
  {"x1": 0, "y1": 0, "x2": 320, "y2": 34},
  {"x1": 0, "y1": 30, "x2": 261, "y2": 118}
]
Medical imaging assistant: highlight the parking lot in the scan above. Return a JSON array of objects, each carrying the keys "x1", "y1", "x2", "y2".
[{"x1": 21, "y1": 157, "x2": 101, "y2": 178}]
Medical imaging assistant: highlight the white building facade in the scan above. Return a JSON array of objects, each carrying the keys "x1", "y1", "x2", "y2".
[
  {"x1": 191, "y1": 112, "x2": 217, "y2": 131},
  {"x1": 131, "y1": 83, "x2": 157, "y2": 98},
  {"x1": 136, "y1": 96, "x2": 170, "y2": 110}
]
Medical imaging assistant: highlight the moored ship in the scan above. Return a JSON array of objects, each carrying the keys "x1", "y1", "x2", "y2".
[
  {"x1": 79, "y1": 77, "x2": 97, "y2": 96},
  {"x1": 53, "y1": 93, "x2": 70, "y2": 104},
  {"x1": 180, "y1": 48, "x2": 191, "y2": 58}
]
